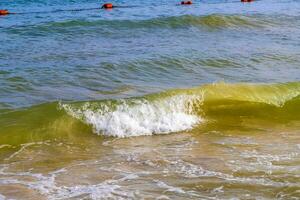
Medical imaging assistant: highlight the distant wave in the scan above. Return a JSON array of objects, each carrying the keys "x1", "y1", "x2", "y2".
[
  {"x1": 5, "y1": 14, "x2": 275, "y2": 35},
  {"x1": 47, "y1": 14, "x2": 272, "y2": 29}
]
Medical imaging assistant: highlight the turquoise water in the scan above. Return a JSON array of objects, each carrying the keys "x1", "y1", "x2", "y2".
[
  {"x1": 1, "y1": 0, "x2": 300, "y2": 199},
  {"x1": 1, "y1": 0, "x2": 300, "y2": 108}
]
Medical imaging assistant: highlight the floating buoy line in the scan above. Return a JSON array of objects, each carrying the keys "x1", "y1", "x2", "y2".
[
  {"x1": 0, "y1": 0, "x2": 255, "y2": 17},
  {"x1": 181, "y1": 1, "x2": 193, "y2": 5},
  {"x1": 0, "y1": 9, "x2": 10, "y2": 15},
  {"x1": 101, "y1": 3, "x2": 114, "y2": 9}
]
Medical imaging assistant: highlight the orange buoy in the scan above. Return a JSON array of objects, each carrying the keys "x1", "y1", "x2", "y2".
[
  {"x1": 181, "y1": 1, "x2": 192, "y2": 5},
  {"x1": 0, "y1": 10, "x2": 9, "y2": 15},
  {"x1": 101, "y1": 3, "x2": 114, "y2": 9}
]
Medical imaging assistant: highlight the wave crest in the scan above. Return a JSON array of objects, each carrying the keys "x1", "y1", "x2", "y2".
[
  {"x1": 60, "y1": 82, "x2": 300, "y2": 137},
  {"x1": 61, "y1": 95, "x2": 203, "y2": 137},
  {"x1": 6, "y1": 14, "x2": 273, "y2": 35},
  {"x1": 2, "y1": 82, "x2": 300, "y2": 139}
]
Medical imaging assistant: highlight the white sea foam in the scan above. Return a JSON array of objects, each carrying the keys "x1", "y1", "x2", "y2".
[
  {"x1": 0, "y1": 193, "x2": 5, "y2": 200},
  {"x1": 155, "y1": 180, "x2": 186, "y2": 194},
  {"x1": 61, "y1": 95, "x2": 202, "y2": 137},
  {"x1": 0, "y1": 172, "x2": 136, "y2": 200}
]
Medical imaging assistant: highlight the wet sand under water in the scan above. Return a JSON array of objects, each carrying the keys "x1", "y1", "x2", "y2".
[{"x1": 0, "y1": 119, "x2": 299, "y2": 199}]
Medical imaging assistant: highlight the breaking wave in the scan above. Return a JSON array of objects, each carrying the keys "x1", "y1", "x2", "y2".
[
  {"x1": 61, "y1": 94, "x2": 203, "y2": 137},
  {"x1": 1, "y1": 82, "x2": 300, "y2": 140},
  {"x1": 60, "y1": 82, "x2": 300, "y2": 137}
]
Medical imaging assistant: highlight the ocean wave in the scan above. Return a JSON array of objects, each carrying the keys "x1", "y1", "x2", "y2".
[
  {"x1": 56, "y1": 14, "x2": 272, "y2": 29},
  {"x1": 60, "y1": 82, "x2": 300, "y2": 137},
  {"x1": 5, "y1": 14, "x2": 274, "y2": 35},
  {"x1": 1, "y1": 82, "x2": 300, "y2": 139},
  {"x1": 61, "y1": 94, "x2": 203, "y2": 137}
]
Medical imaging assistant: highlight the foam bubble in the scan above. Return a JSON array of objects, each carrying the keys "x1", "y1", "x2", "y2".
[
  {"x1": 0, "y1": 193, "x2": 5, "y2": 200},
  {"x1": 61, "y1": 95, "x2": 202, "y2": 137},
  {"x1": 0, "y1": 172, "x2": 135, "y2": 200},
  {"x1": 155, "y1": 180, "x2": 185, "y2": 194}
]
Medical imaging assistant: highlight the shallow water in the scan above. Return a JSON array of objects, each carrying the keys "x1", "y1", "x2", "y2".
[{"x1": 0, "y1": 0, "x2": 300, "y2": 199}]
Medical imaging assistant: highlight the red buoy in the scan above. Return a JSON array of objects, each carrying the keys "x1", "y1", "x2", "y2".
[
  {"x1": 0, "y1": 10, "x2": 9, "y2": 15},
  {"x1": 101, "y1": 3, "x2": 114, "y2": 9},
  {"x1": 241, "y1": 0, "x2": 254, "y2": 2},
  {"x1": 181, "y1": 1, "x2": 192, "y2": 5}
]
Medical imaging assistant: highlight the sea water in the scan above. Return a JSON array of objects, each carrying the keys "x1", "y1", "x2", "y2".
[{"x1": 0, "y1": 0, "x2": 300, "y2": 199}]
